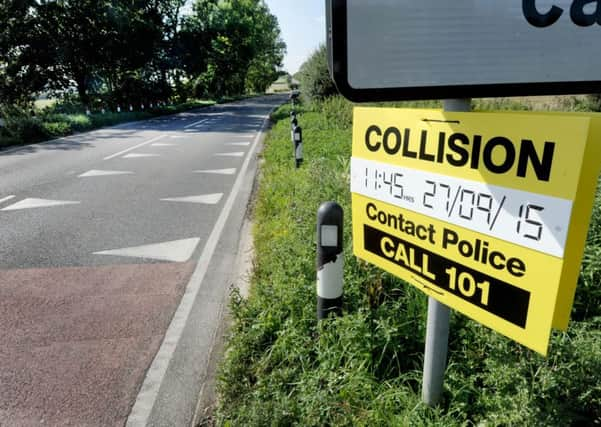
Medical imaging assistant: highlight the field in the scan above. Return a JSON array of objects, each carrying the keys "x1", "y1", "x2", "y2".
[{"x1": 267, "y1": 75, "x2": 291, "y2": 93}]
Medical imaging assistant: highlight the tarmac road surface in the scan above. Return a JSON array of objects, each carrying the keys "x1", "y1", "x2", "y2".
[{"x1": 0, "y1": 95, "x2": 286, "y2": 426}]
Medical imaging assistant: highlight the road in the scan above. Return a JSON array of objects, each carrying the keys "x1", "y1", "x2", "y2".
[{"x1": 0, "y1": 95, "x2": 286, "y2": 426}]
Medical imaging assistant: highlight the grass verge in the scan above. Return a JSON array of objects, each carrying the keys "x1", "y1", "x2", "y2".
[
  {"x1": 0, "y1": 94, "x2": 264, "y2": 150},
  {"x1": 216, "y1": 97, "x2": 601, "y2": 425}
]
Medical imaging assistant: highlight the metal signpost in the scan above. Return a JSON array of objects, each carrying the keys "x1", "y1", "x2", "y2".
[
  {"x1": 422, "y1": 99, "x2": 470, "y2": 406},
  {"x1": 328, "y1": 0, "x2": 601, "y2": 407}
]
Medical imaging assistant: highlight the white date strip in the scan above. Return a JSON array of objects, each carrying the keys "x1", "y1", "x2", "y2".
[{"x1": 350, "y1": 157, "x2": 572, "y2": 258}]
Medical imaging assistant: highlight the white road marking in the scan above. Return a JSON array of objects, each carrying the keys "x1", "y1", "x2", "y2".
[
  {"x1": 151, "y1": 143, "x2": 176, "y2": 147},
  {"x1": 94, "y1": 238, "x2": 200, "y2": 262},
  {"x1": 104, "y1": 135, "x2": 165, "y2": 160},
  {"x1": 170, "y1": 136, "x2": 185, "y2": 139},
  {"x1": 160, "y1": 193, "x2": 223, "y2": 205},
  {"x1": 232, "y1": 134, "x2": 254, "y2": 138},
  {"x1": 193, "y1": 168, "x2": 236, "y2": 175},
  {"x1": 0, "y1": 195, "x2": 16, "y2": 204},
  {"x1": 184, "y1": 118, "x2": 207, "y2": 129},
  {"x1": 78, "y1": 169, "x2": 134, "y2": 178},
  {"x1": 1, "y1": 198, "x2": 80, "y2": 211},
  {"x1": 214, "y1": 152, "x2": 244, "y2": 157},
  {"x1": 126, "y1": 111, "x2": 272, "y2": 426},
  {"x1": 226, "y1": 142, "x2": 250, "y2": 146},
  {"x1": 121, "y1": 153, "x2": 160, "y2": 159}
]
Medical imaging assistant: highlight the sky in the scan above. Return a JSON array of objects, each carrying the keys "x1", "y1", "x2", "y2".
[{"x1": 264, "y1": 0, "x2": 326, "y2": 74}]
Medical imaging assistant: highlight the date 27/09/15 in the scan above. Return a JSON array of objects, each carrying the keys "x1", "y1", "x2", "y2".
[{"x1": 364, "y1": 167, "x2": 545, "y2": 242}]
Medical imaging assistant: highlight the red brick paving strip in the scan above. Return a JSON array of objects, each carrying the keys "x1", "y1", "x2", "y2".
[{"x1": 0, "y1": 262, "x2": 195, "y2": 427}]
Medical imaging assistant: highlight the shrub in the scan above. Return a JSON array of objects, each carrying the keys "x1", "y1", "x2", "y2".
[
  {"x1": 1, "y1": 106, "x2": 49, "y2": 143},
  {"x1": 318, "y1": 95, "x2": 353, "y2": 129},
  {"x1": 297, "y1": 44, "x2": 338, "y2": 103},
  {"x1": 42, "y1": 121, "x2": 71, "y2": 137}
]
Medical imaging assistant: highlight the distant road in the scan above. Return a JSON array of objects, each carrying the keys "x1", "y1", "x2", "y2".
[{"x1": 0, "y1": 95, "x2": 286, "y2": 426}]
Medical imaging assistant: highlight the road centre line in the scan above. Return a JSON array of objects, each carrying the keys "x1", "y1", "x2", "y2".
[
  {"x1": 0, "y1": 195, "x2": 16, "y2": 204},
  {"x1": 126, "y1": 111, "x2": 272, "y2": 426},
  {"x1": 103, "y1": 135, "x2": 165, "y2": 160},
  {"x1": 184, "y1": 118, "x2": 208, "y2": 129}
]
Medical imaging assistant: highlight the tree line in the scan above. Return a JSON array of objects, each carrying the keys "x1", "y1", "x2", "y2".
[{"x1": 0, "y1": 0, "x2": 285, "y2": 109}]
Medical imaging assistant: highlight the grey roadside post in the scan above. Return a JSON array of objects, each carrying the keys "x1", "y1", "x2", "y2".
[
  {"x1": 293, "y1": 125, "x2": 303, "y2": 168},
  {"x1": 316, "y1": 202, "x2": 344, "y2": 320},
  {"x1": 290, "y1": 91, "x2": 299, "y2": 107},
  {"x1": 421, "y1": 98, "x2": 471, "y2": 407},
  {"x1": 290, "y1": 111, "x2": 297, "y2": 143}
]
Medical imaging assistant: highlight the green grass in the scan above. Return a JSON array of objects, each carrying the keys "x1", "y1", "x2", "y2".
[{"x1": 216, "y1": 97, "x2": 601, "y2": 425}]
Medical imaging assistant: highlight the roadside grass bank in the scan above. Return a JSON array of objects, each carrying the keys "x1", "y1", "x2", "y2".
[
  {"x1": 0, "y1": 94, "x2": 262, "y2": 150},
  {"x1": 0, "y1": 100, "x2": 212, "y2": 149},
  {"x1": 216, "y1": 96, "x2": 601, "y2": 425}
]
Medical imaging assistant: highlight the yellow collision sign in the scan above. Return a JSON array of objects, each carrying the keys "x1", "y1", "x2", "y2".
[{"x1": 350, "y1": 107, "x2": 601, "y2": 355}]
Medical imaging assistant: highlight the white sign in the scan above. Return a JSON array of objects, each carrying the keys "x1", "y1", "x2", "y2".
[
  {"x1": 350, "y1": 157, "x2": 572, "y2": 258},
  {"x1": 327, "y1": 0, "x2": 601, "y2": 101}
]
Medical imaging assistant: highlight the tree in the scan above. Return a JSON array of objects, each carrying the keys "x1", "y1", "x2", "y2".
[
  {"x1": 0, "y1": 0, "x2": 286, "y2": 109},
  {"x1": 0, "y1": 0, "x2": 56, "y2": 105},
  {"x1": 35, "y1": 0, "x2": 166, "y2": 105},
  {"x1": 245, "y1": 8, "x2": 286, "y2": 93},
  {"x1": 181, "y1": 0, "x2": 285, "y2": 97}
]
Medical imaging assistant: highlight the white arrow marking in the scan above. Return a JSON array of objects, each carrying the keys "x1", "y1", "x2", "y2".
[
  {"x1": 1, "y1": 198, "x2": 80, "y2": 211},
  {"x1": 226, "y1": 142, "x2": 250, "y2": 146},
  {"x1": 0, "y1": 195, "x2": 16, "y2": 204},
  {"x1": 126, "y1": 104, "x2": 274, "y2": 426},
  {"x1": 94, "y1": 238, "x2": 200, "y2": 262},
  {"x1": 104, "y1": 135, "x2": 165, "y2": 160},
  {"x1": 214, "y1": 152, "x2": 244, "y2": 158},
  {"x1": 122, "y1": 153, "x2": 160, "y2": 159},
  {"x1": 78, "y1": 169, "x2": 134, "y2": 178},
  {"x1": 161, "y1": 193, "x2": 223, "y2": 205},
  {"x1": 193, "y1": 168, "x2": 236, "y2": 175},
  {"x1": 184, "y1": 119, "x2": 207, "y2": 129}
]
